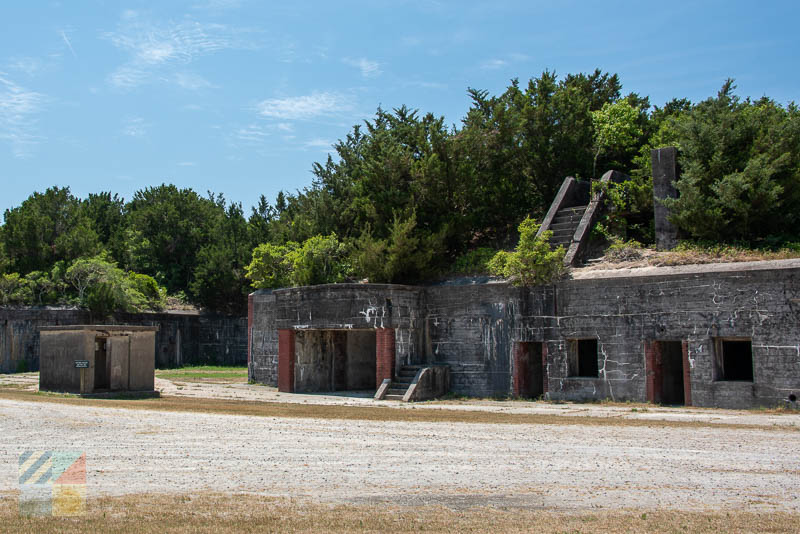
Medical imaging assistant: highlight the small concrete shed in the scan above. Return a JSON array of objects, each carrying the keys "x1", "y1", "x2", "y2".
[{"x1": 39, "y1": 325, "x2": 158, "y2": 395}]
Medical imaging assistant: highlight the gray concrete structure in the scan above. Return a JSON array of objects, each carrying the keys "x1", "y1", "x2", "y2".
[
  {"x1": 652, "y1": 147, "x2": 680, "y2": 250},
  {"x1": 250, "y1": 260, "x2": 800, "y2": 408},
  {"x1": 39, "y1": 325, "x2": 158, "y2": 394}
]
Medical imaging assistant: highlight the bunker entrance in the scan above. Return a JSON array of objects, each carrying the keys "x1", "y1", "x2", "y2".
[
  {"x1": 659, "y1": 341, "x2": 685, "y2": 405},
  {"x1": 647, "y1": 340, "x2": 689, "y2": 406},
  {"x1": 514, "y1": 342, "x2": 545, "y2": 398},
  {"x1": 294, "y1": 330, "x2": 377, "y2": 393},
  {"x1": 94, "y1": 337, "x2": 109, "y2": 390}
]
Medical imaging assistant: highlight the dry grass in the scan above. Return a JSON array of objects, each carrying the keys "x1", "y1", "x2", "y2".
[
  {"x1": 584, "y1": 243, "x2": 800, "y2": 271},
  {"x1": 0, "y1": 388, "x2": 794, "y2": 432},
  {"x1": 1, "y1": 491, "x2": 798, "y2": 533}
]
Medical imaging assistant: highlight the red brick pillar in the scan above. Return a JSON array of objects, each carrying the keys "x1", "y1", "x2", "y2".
[
  {"x1": 682, "y1": 340, "x2": 692, "y2": 406},
  {"x1": 247, "y1": 293, "x2": 254, "y2": 366},
  {"x1": 541, "y1": 343, "x2": 548, "y2": 394},
  {"x1": 278, "y1": 329, "x2": 296, "y2": 393},
  {"x1": 375, "y1": 328, "x2": 395, "y2": 389},
  {"x1": 644, "y1": 341, "x2": 656, "y2": 403}
]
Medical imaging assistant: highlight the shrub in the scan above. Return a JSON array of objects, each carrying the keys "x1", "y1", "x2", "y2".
[{"x1": 488, "y1": 218, "x2": 566, "y2": 286}]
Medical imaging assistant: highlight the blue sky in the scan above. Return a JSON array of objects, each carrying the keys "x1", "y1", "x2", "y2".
[{"x1": 1, "y1": 0, "x2": 798, "y2": 217}]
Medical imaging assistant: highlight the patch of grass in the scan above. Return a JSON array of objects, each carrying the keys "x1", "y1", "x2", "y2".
[
  {"x1": 0, "y1": 388, "x2": 794, "y2": 432},
  {"x1": 156, "y1": 365, "x2": 247, "y2": 384},
  {"x1": 0, "y1": 491, "x2": 797, "y2": 533}
]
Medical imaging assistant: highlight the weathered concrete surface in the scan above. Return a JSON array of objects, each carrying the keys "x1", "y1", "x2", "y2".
[
  {"x1": 652, "y1": 147, "x2": 680, "y2": 250},
  {"x1": 1, "y1": 397, "x2": 798, "y2": 511},
  {"x1": 250, "y1": 259, "x2": 800, "y2": 409},
  {"x1": 39, "y1": 326, "x2": 157, "y2": 394},
  {"x1": 403, "y1": 366, "x2": 450, "y2": 401},
  {"x1": 0, "y1": 308, "x2": 246, "y2": 373}
]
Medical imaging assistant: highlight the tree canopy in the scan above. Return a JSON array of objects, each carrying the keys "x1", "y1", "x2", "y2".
[{"x1": 2, "y1": 72, "x2": 799, "y2": 312}]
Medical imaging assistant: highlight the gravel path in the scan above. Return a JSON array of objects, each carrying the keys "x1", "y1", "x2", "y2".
[{"x1": 2, "y1": 395, "x2": 799, "y2": 512}]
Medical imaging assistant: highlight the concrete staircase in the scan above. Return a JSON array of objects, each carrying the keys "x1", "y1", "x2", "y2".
[
  {"x1": 383, "y1": 365, "x2": 422, "y2": 400},
  {"x1": 547, "y1": 205, "x2": 587, "y2": 250}
]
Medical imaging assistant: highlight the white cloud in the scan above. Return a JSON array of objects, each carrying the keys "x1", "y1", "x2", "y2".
[
  {"x1": 122, "y1": 116, "x2": 148, "y2": 137},
  {"x1": 7, "y1": 57, "x2": 45, "y2": 77},
  {"x1": 480, "y1": 58, "x2": 508, "y2": 70},
  {"x1": 276, "y1": 122, "x2": 293, "y2": 132},
  {"x1": 0, "y1": 73, "x2": 45, "y2": 157},
  {"x1": 173, "y1": 71, "x2": 215, "y2": 90},
  {"x1": 256, "y1": 92, "x2": 352, "y2": 121},
  {"x1": 304, "y1": 138, "x2": 333, "y2": 151},
  {"x1": 234, "y1": 124, "x2": 268, "y2": 143},
  {"x1": 104, "y1": 11, "x2": 252, "y2": 89},
  {"x1": 343, "y1": 57, "x2": 382, "y2": 78}
]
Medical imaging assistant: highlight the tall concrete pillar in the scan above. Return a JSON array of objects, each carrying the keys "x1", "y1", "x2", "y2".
[{"x1": 651, "y1": 147, "x2": 680, "y2": 250}]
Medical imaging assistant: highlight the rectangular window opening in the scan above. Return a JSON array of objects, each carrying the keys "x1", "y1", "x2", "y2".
[
  {"x1": 568, "y1": 339, "x2": 599, "y2": 378},
  {"x1": 714, "y1": 338, "x2": 753, "y2": 382}
]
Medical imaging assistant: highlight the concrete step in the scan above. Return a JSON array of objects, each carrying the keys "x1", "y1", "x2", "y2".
[
  {"x1": 549, "y1": 221, "x2": 577, "y2": 232},
  {"x1": 384, "y1": 394, "x2": 404, "y2": 401},
  {"x1": 387, "y1": 388, "x2": 408, "y2": 395}
]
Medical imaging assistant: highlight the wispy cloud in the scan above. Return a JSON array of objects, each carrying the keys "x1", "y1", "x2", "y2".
[
  {"x1": 256, "y1": 92, "x2": 353, "y2": 121},
  {"x1": 6, "y1": 57, "x2": 44, "y2": 77},
  {"x1": 404, "y1": 80, "x2": 447, "y2": 90},
  {"x1": 480, "y1": 58, "x2": 508, "y2": 70},
  {"x1": 0, "y1": 73, "x2": 45, "y2": 157},
  {"x1": 233, "y1": 124, "x2": 269, "y2": 144},
  {"x1": 303, "y1": 138, "x2": 333, "y2": 151},
  {"x1": 173, "y1": 71, "x2": 215, "y2": 90},
  {"x1": 122, "y1": 116, "x2": 149, "y2": 137},
  {"x1": 60, "y1": 30, "x2": 78, "y2": 58},
  {"x1": 343, "y1": 57, "x2": 382, "y2": 78},
  {"x1": 480, "y1": 53, "x2": 529, "y2": 71},
  {"x1": 192, "y1": 0, "x2": 242, "y2": 10},
  {"x1": 103, "y1": 10, "x2": 253, "y2": 89}
]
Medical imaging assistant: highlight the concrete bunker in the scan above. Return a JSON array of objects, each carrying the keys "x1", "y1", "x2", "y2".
[
  {"x1": 39, "y1": 325, "x2": 158, "y2": 395},
  {"x1": 293, "y1": 329, "x2": 377, "y2": 392}
]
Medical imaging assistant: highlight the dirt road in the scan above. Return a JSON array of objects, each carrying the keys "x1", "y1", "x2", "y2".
[{"x1": 2, "y1": 390, "x2": 799, "y2": 512}]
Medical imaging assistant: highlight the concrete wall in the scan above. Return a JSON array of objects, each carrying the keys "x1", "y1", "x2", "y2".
[
  {"x1": 39, "y1": 330, "x2": 93, "y2": 393},
  {"x1": 250, "y1": 260, "x2": 800, "y2": 408},
  {"x1": 0, "y1": 308, "x2": 246, "y2": 373}
]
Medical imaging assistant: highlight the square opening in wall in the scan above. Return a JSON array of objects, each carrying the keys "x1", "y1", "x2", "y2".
[
  {"x1": 568, "y1": 339, "x2": 599, "y2": 377},
  {"x1": 714, "y1": 338, "x2": 753, "y2": 382}
]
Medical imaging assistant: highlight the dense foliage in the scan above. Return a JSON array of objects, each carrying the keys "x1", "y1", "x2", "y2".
[{"x1": 2, "y1": 73, "x2": 798, "y2": 311}]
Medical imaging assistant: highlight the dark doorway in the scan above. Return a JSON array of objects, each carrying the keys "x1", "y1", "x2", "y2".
[
  {"x1": 568, "y1": 339, "x2": 598, "y2": 377},
  {"x1": 659, "y1": 341, "x2": 685, "y2": 405},
  {"x1": 94, "y1": 337, "x2": 109, "y2": 390},
  {"x1": 514, "y1": 342, "x2": 544, "y2": 398}
]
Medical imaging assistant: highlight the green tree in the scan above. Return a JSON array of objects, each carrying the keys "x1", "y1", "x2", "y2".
[
  {"x1": 190, "y1": 202, "x2": 252, "y2": 314},
  {"x1": 592, "y1": 101, "x2": 643, "y2": 178},
  {"x1": 1, "y1": 186, "x2": 100, "y2": 274},
  {"x1": 662, "y1": 81, "x2": 800, "y2": 243},
  {"x1": 125, "y1": 184, "x2": 223, "y2": 295}
]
